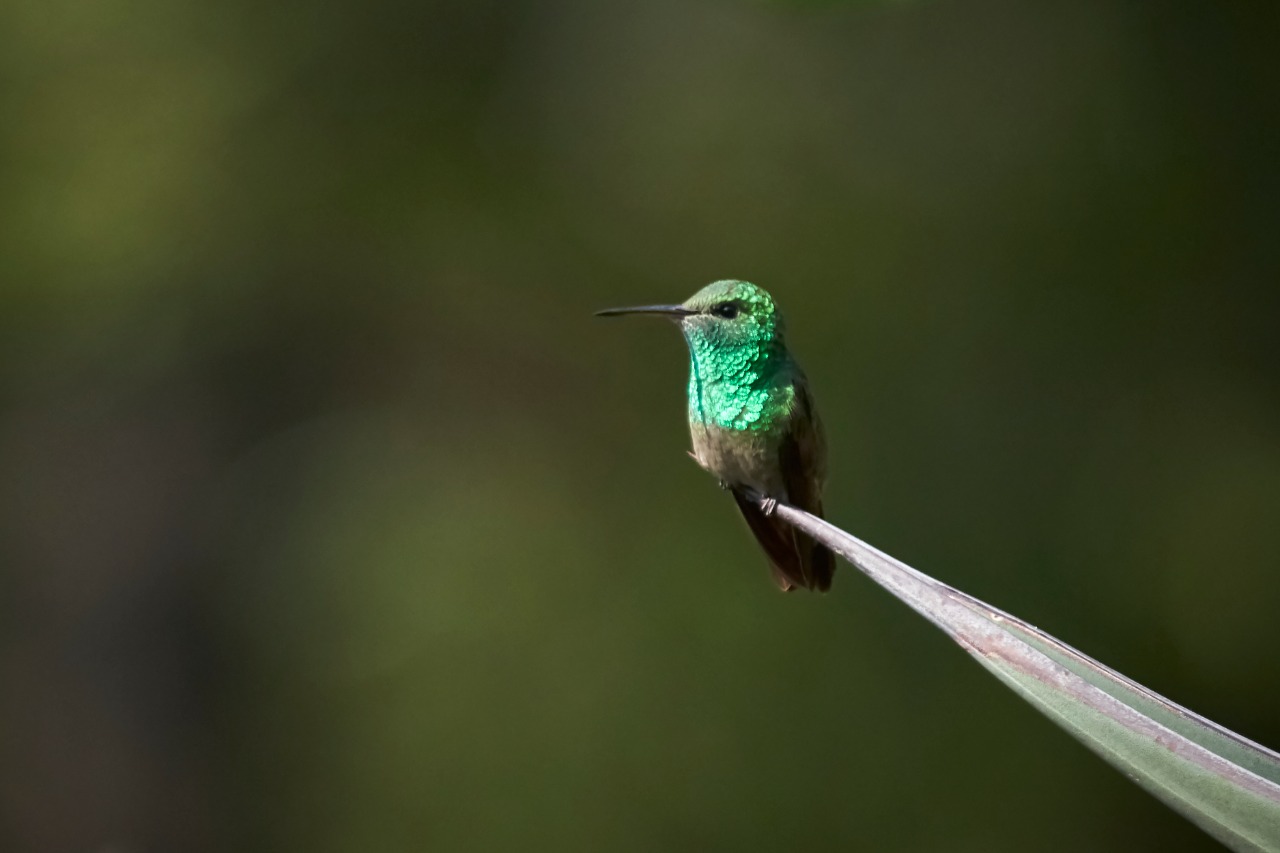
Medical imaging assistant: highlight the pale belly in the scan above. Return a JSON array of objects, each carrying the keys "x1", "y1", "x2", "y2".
[{"x1": 688, "y1": 421, "x2": 788, "y2": 498}]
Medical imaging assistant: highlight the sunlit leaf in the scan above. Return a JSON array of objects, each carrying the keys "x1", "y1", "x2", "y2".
[{"x1": 762, "y1": 496, "x2": 1280, "y2": 852}]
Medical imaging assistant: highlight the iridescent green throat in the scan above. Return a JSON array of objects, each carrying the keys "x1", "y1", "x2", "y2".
[{"x1": 684, "y1": 334, "x2": 794, "y2": 432}]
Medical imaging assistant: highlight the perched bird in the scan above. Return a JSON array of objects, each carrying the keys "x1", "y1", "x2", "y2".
[{"x1": 597, "y1": 280, "x2": 834, "y2": 591}]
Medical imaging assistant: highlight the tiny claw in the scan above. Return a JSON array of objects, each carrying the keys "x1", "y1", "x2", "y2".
[
  {"x1": 760, "y1": 497, "x2": 778, "y2": 516},
  {"x1": 718, "y1": 480, "x2": 731, "y2": 491}
]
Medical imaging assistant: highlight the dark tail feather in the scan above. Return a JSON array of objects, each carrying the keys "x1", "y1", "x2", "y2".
[
  {"x1": 809, "y1": 538, "x2": 835, "y2": 592},
  {"x1": 731, "y1": 491, "x2": 835, "y2": 592}
]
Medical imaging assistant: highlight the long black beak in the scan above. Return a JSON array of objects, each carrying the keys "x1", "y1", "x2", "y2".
[{"x1": 594, "y1": 304, "x2": 694, "y2": 319}]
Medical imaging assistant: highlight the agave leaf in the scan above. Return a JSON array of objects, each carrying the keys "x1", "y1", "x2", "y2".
[{"x1": 760, "y1": 496, "x2": 1280, "y2": 852}]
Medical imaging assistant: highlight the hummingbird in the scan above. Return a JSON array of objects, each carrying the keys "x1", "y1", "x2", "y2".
[{"x1": 597, "y1": 280, "x2": 834, "y2": 591}]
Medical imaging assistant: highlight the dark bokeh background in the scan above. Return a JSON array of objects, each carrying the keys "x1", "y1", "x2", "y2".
[{"x1": 2, "y1": 1, "x2": 1279, "y2": 850}]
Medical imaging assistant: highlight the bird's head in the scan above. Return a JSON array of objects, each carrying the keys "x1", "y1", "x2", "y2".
[{"x1": 595, "y1": 280, "x2": 785, "y2": 353}]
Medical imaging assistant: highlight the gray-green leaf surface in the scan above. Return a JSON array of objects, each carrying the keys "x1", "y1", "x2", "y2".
[{"x1": 762, "y1": 497, "x2": 1280, "y2": 852}]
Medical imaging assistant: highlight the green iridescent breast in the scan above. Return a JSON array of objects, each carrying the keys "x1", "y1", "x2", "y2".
[
  {"x1": 685, "y1": 340, "x2": 795, "y2": 432},
  {"x1": 677, "y1": 279, "x2": 795, "y2": 432}
]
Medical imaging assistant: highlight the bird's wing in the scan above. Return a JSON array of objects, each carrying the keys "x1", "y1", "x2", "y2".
[
  {"x1": 728, "y1": 379, "x2": 834, "y2": 592},
  {"x1": 779, "y1": 378, "x2": 826, "y2": 517},
  {"x1": 776, "y1": 379, "x2": 835, "y2": 590}
]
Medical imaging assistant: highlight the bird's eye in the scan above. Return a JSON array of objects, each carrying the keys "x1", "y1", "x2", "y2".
[{"x1": 711, "y1": 302, "x2": 739, "y2": 319}]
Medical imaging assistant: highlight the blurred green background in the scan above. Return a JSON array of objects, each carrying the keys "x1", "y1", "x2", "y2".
[{"x1": 2, "y1": 1, "x2": 1278, "y2": 850}]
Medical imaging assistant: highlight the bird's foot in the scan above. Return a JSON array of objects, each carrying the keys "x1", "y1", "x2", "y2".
[
  {"x1": 760, "y1": 496, "x2": 778, "y2": 516},
  {"x1": 717, "y1": 480, "x2": 731, "y2": 491}
]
